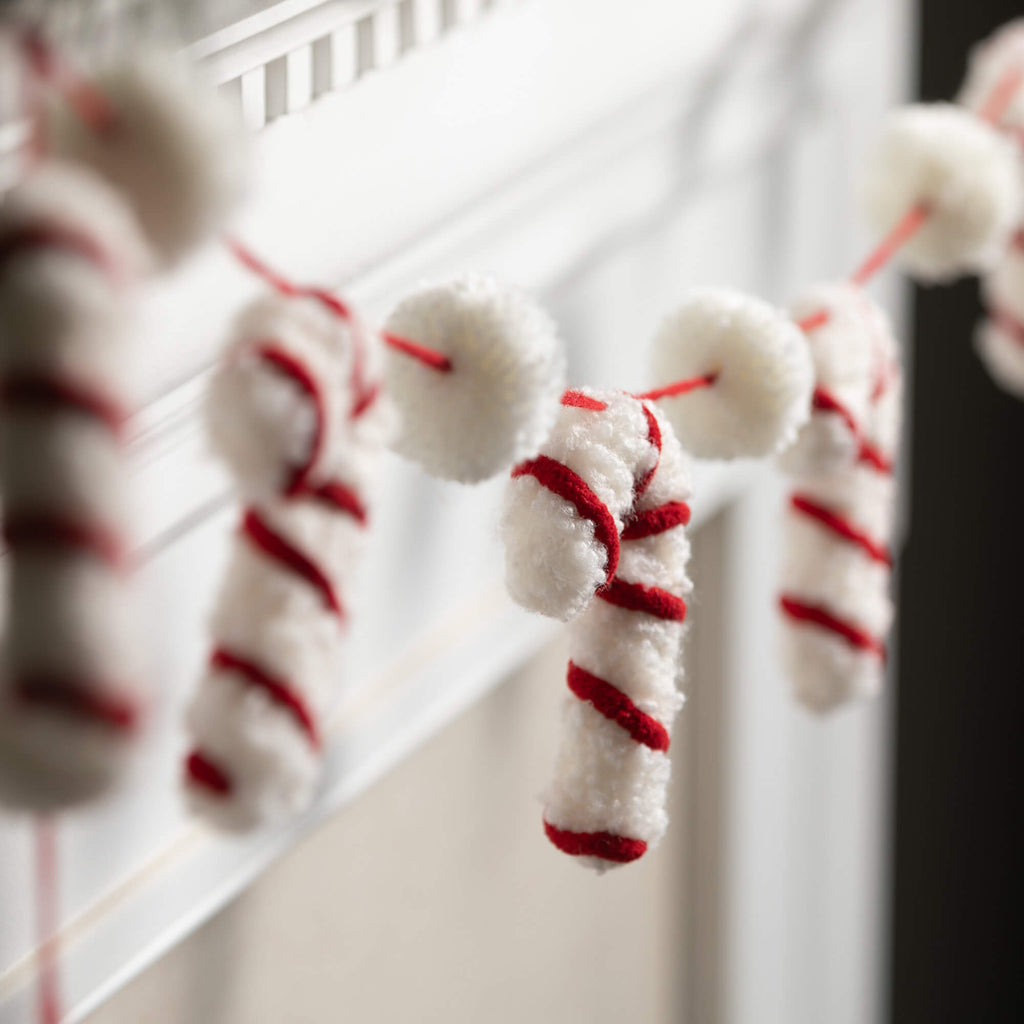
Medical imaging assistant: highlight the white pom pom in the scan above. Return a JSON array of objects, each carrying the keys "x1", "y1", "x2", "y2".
[
  {"x1": 977, "y1": 244, "x2": 1024, "y2": 396},
  {"x1": 780, "y1": 283, "x2": 897, "y2": 477},
  {"x1": 43, "y1": 54, "x2": 247, "y2": 267},
  {"x1": 649, "y1": 288, "x2": 813, "y2": 459},
  {"x1": 959, "y1": 20, "x2": 1024, "y2": 136},
  {"x1": 383, "y1": 275, "x2": 566, "y2": 483},
  {"x1": 862, "y1": 104, "x2": 1022, "y2": 281}
]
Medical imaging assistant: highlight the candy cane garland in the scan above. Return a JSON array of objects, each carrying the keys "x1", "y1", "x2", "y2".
[
  {"x1": 184, "y1": 291, "x2": 393, "y2": 832},
  {"x1": 503, "y1": 388, "x2": 692, "y2": 870},
  {"x1": 778, "y1": 285, "x2": 901, "y2": 712},
  {"x1": 0, "y1": 162, "x2": 150, "y2": 809}
]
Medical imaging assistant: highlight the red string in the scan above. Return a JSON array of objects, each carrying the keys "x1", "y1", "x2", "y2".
[
  {"x1": 543, "y1": 820, "x2": 648, "y2": 864},
  {"x1": 34, "y1": 818, "x2": 62, "y2": 1024},
  {"x1": 19, "y1": 26, "x2": 118, "y2": 136},
  {"x1": 979, "y1": 66, "x2": 1024, "y2": 124},
  {"x1": 849, "y1": 202, "x2": 931, "y2": 288},
  {"x1": 566, "y1": 661, "x2": 670, "y2": 752},
  {"x1": 634, "y1": 373, "x2": 717, "y2": 403}
]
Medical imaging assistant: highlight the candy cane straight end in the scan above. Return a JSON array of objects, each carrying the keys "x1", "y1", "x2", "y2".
[
  {"x1": 383, "y1": 275, "x2": 566, "y2": 483},
  {"x1": 649, "y1": 288, "x2": 814, "y2": 460}
]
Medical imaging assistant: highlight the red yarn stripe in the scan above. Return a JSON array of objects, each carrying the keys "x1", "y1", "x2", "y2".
[
  {"x1": 790, "y1": 494, "x2": 892, "y2": 566},
  {"x1": 0, "y1": 375, "x2": 126, "y2": 434},
  {"x1": 599, "y1": 577, "x2": 687, "y2": 622},
  {"x1": 185, "y1": 750, "x2": 233, "y2": 795},
  {"x1": 14, "y1": 676, "x2": 137, "y2": 730},
  {"x1": 256, "y1": 344, "x2": 325, "y2": 496},
  {"x1": 992, "y1": 307, "x2": 1024, "y2": 348},
  {"x1": 0, "y1": 224, "x2": 119, "y2": 282},
  {"x1": 779, "y1": 595, "x2": 886, "y2": 659},
  {"x1": 241, "y1": 509, "x2": 344, "y2": 619},
  {"x1": 512, "y1": 454, "x2": 620, "y2": 583},
  {"x1": 3, "y1": 516, "x2": 125, "y2": 568},
  {"x1": 210, "y1": 647, "x2": 320, "y2": 747},
  {"x1": 633, "y1": 404, "x2": 662, "y2": 497},
  {"x1": 621, "y1": 501, "x2": 691, "y2": 540},
  {"x1": 567, "y1": 662, "x2": 670, "y2": 752},
  {"x1": 298, "y1": 480, "x2": 368, "y2": 524},
  {"x1": 812, "y1": 387, "x2": 893, "y2": 473},
  {"x1": 561, "y1": 390, "x2": 608, "y2": 411},
  {"x1": 543, "y1": 820, "x2": 648, "y2": 863}
]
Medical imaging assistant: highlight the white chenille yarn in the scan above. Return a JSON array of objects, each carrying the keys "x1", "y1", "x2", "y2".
[
  {"x1": 977, "y1": 242, "x2": 1024, "y2": 396},
  {"x1": 0, "y1": 163, "x2": 150, "y2": 810},
  {"x1": 862, "y1": 104, "x2": 1022, "y2": 281},
  {"x1": 778, "y1": 287, "x2": 901, "y2": 713},
  {"x1": 185, "y1": 294, "x2": 393, "y2": 832},
  {"x1": 649, "y1": 288, "x2": 813, "y2": 460},
  {"x1": 383, "y1": 275, "x2": 566, "y2": 483},
  {"x1": 502, "y1": 388, "x2": 693, "y2": 870},
  {"x1": 43, "y1": 54, "x2": 247, "y2": 267},
  {"x1": 958, "y1": 22, "x2": 1024, "y2": 398},
  {"x1": 780, "y1": 283, "x2": 897, "y2": 476}
]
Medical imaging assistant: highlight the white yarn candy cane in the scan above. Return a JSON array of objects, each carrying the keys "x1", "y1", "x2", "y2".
[
  {"x1": 503, "y1": 388, "x2": 692, "y2": 869},
  {"x1": 958, "y1": 21, "x2": 1024, "y2": 397},
  {"x1": 184, "y1": 287, "x2": 392, "y2": 832},
  {"x1": 0, "y1": 162, "x2": 150, "y2": 809},
  {"x1": 501, "y1": 289, "x2": 813, "y2": 869},
  {"x1": 778, "y1": 284, "x2": 901, "y2": 712}
]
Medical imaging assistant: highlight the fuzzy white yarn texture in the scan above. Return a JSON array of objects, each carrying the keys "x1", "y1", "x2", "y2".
[
  {"x1": 42, "y1": 53, "x2": 248, "y2": 267},
  {"x1": 649, "y1": 287, "x2": 813, "y2": 460},
  {"x1": 0, "y1": 162, "x2": 150, "y2": 810},
  {"x1": 383, "y1": 275, "x2": 566, "y2": 483},
  {"x1": 502, "y1": 388, "x2": 692, "y2": 870},
  {"x1": 862, "y1": 103, "x2": 1022, "y2": 281},
  {"x1": 959, "y1": 21, "x2": 1024, "y2": 398},
  {"x1": 185, "y1": 293, "x2": 394, "y2": 832},
  {"x1": 778, "y1": 283, "x2": 901, "y2": 712},
  {"x1": 977, "y1": 243, "x2": 1024, "y2": 397}
]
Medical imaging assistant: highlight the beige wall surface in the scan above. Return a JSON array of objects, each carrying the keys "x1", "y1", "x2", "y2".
[{"x1": 86, "y1": 524, "x2": 727, "y2": 1024}]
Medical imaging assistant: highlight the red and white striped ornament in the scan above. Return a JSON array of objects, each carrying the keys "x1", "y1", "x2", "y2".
[
  {"x1": 0, "y1": 162, "x2": 150, "y2": 809},
  {"x1": 959, "y1": 21, "x2": 1024, "y2": 397},
  {"x1": 184, "y1": 289, "x2": 393, "y2": 832},
  {"x1": 778, "y1": 284, "x2": 901, "y2": 712},
  {"x1": 503, "y1": 388, "x2": 692, "y2": 870}
]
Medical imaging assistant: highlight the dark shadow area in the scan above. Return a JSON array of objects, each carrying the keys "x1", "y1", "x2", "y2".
[{"x1": 892, "y1": 2, "x2": 1024, "y2": 1021}]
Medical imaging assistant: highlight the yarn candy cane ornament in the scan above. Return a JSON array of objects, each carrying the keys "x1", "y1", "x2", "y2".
[
  {"x1": 184, "y1": 270, "x2": 565, "y2": 830},
  {"x1": 778, "y1": 284, "x2": 901, "y2": 712},
  {"x1": 0, "y1": 163, "x2": 150, "y2": 809},
  {"x1": 184, "y1": 292, "x2": 393, "y2": 831},
  {"x1": 502, "y1": 289, "x2": 813, "y2": 870},
  {"x1": 958, "y1": 21, "x2": 1024, "y2": 397},
  {"x1": 0, "y1": 42, "x2": 245, "y2": 810}
]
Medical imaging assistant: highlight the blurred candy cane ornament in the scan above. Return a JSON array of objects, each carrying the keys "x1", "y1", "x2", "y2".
[
  {"x1": 185, "y1": 264, "x2": 565, "y2": 830},
  {"x1": 778, "y1": 284, "x2": 901, "y2": 712},
  {"x1": 958, "y1": 21, "x2": 1024, "y2": 397},
  {"x1": 0, "y1": 163, "x2": 150, "y2": 809},
  {"x1": 184, "y1": 291, "x2": 393, "y2": 831},
  {"x1": 501, "y1": 290, "x2": 812, "y2": 869}
]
